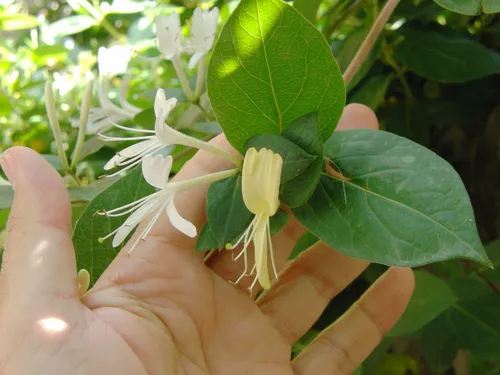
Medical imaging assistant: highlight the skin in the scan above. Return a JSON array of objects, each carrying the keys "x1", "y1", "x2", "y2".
[{"x1": 0, "y1": 104, "x2": 414, "y2": 375}]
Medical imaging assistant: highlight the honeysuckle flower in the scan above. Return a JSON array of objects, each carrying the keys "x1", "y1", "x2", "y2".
[
  {"x1": 101, "y1": 89, "x2": 241, "y2": 175},
  {"x1": 227, "y1": 148, "x2": 283, "y2": 291},
  {"x1": 98, "y1": 45, "x2": 132, "y2": 77},
  {"x1": 186, "y1": 7, "x2": 220, "y2": 69},
  {"x1": 155, "y1": 12, "x2": 182, "y2": 60},
  {"x1": 99, "y1": 154, "x2": 239, "y2": 252},
  {"x1": 85, "y1": 76, "x2": 141, "y2": 134}
]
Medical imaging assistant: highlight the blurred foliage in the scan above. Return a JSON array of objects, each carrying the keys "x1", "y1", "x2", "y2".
[{"x1": 1, "y1": 0, "x2": 500, "y2": 374}]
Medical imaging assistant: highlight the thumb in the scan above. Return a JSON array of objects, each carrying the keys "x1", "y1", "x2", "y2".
[{"x1": 0, "y1": 147, "x2": 78, "y2": 306}]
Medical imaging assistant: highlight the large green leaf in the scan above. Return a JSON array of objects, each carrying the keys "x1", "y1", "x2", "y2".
[
  {"x1": 206, "y1": 175, "x2": 253, "y2": 248},
  {"x1": 245, "y1": 134, "x2": 317, "y2": 183},
  {"x1": 207, "y1": 0, "x2": 345, "y2": 152},
  {"x1": 432, "y1": 0, "x2": 500, "y2": 15},
  {"x1": 293, "y1": 0, "x2": 321, "y2": 23},
  {"x1": 293, "y1": 129, "x2": 490, "y2": 266},
  {"x1": 441, "y1": 287, "x2": 500, "y2": 358},
  {"x1": 73, "y1": 168, "x2": 155, "y2": 285},
  {"x1": 44, "y1": 15, "x2": 96, "y2": 39},
  {"x1": 289, "y1": 231, "x2": 319, "y2": 260},
  {"x1": 420, "y1": 317, "x2": 458, "y2": 374},
  {"x1": 281, "y1": 112, "x2": 323, "y2": 207},
  {"x1": 388, "y1": 271, "x2": 457, "y2": 336},
  {"x1": 395, "y1": 29, "x2": 500, "y2": 83}
]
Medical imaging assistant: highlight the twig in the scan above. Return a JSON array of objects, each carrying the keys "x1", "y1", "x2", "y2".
[
  {"x1": 324, "y1": 0, "x2": 363, "y2": 40},
  {"x1": 343, "y1": 0, "x2": 400, "y2": 86}
]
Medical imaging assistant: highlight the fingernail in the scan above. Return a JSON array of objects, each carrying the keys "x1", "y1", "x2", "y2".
[{"x1": 0, "y1": 152, "x2": 16, "y2": 186}]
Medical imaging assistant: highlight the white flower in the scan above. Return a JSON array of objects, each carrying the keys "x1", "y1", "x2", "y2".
[
  {"x1": 99, "y1": 154, "x2": 239, "y2": 252},
  {"x1": 101, "y1": 89, "x2": 241, "y2": 175},
  {"x1": 186, "y1": 7, "x2": 219, "y2": 69},
  {"x1": 228, "y1": 148, "x2": 283, "y2": 291},
  {"x1": 99, "y1": 154, "x2": 197, "y2": 252},
  {"x1": 98, "y1": 45, "x2": 132, "y2": 77},
  {"x1": 82, "y1": 76, "x2": 141, "y2": 134},
  {"x1": 155, "y1": 12, "x2": 181, "y2": 60}
]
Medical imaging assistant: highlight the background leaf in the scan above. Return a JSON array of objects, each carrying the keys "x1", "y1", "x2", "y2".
[
  {"x1": 195, "y1": 224, "x2": 219, "y2": 253},
  {"x1": 289, "y1": 231, "x2": 319, "y2": 260},
  {"x1": 394, "y1": 29, "x2": 500, "y2": 83},
  {"x1": 206, "y1": 175, "x2": 252, "y2": 248},
  {"x1": 293, "y1": 0, "x2": 322, "y2": 23},
  {"x1": 44, "y1": 15, "x2": 96, "y2": 38},
  {"x1": 421, "y1": 317, "x2": 459, "y2": 373},
  {"x1": 245, "y1": 134, "x2": 317, "y2": 183},
  {"x1": 388, "y1": 271, "x2": 457, "y2": 336},
  {"x1": 281, "y1": 112, "x2": 323, "y2": 207},
  {"x1": 73, "y1": 168, "x2": 154, "y2": 285},
  {"x1": 293, "y1": 129, "x2": 489, "y2": 266},
  {"x1": 207, "y1": 0, "x2": 345, "y2": 152}
]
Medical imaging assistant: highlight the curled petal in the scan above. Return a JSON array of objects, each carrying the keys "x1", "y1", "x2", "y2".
[
  {"x1": 142, "y1": 154, "x2": 173, "y2": 189},
  {"x1": 188, "y1": 52, "x2": 205, "y2": 70},
  {"x1": 104, "y1": 139, "x2": 158, "y2": 170},
  {"x1": 112, "y1": 196, "x2": 159, "y2": 247},
  {"x1": 166, "y1": 199, "x2": 197, "y2": 238}
]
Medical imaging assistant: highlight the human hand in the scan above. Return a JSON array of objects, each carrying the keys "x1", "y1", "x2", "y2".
[{"x1": 0, "y1": 104, "x2": 414, "y2": 375}]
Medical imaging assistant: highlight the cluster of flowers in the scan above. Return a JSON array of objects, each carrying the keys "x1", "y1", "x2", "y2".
[{"x1": 68, "y1": 7, "x2": 283, "y2": 291}]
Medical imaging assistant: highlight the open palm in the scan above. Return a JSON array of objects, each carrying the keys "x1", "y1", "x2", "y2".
[{"x1": 0, "y1": 105, "x2": 414, "y2": 375}]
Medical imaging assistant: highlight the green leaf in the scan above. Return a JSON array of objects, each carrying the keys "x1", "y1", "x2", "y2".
[
  {"x1": 293, "y1": 0, "x2": 321, "y2": 23},
  {"x1": 0, "y1": 14, "x2": 39, "y2": 30},
  {"x1": 68, "y1": 178, "x2": 119, "y2": 202},
  {"x1": 245, "y1": 134, "x2": 317, "y2": 183},
  {"x1": 483, "y1": 0, "x2": 500, "y2": 13},
  {"x1": 195, "y1": 224, "x2": 219, "y2": 253},
  {"x1": 281, "y1": 112, "x2": 323, "y2": 207},
  {"x1": 206, "y1": 175, "x2": 253, "y2": 248},
  {"x1": 394, "y1": 29, "x2": 500, "y2": 83},
  {"x1": 32, "y1": 45, "x2": 69, "y2": 65},
  {"x1": 421, "y1": 315, "x2": 458, "y2": 373},
  {"x1": 289, "y1": 231, "x2": 319, "y2": 260},
  {"x1": 293, "y1": 129, "x2": 490, "y2": 267},
  {"x1": 44, "y1": 16, "x2": 96, "y2": 39},
  {"x1": 0, "y1": 186, "x2": 13, "y2": 210},
  {"x1": 331, "y1": 27, "x2": 383, "y2": 91},
  {"x1": 0, "y1": 89, "x2": 13, "y2": 117},
  {"x1": 207, "y1": 0, "x2": 345, "y2": 152},
  {"x1": 441, "y1": 287, "x2": 500, "y2": 358},
  {"x1": 432, "y1": 0, "x2": 500, "y2": 15},
  {"x1": 388, "y1": 271, "x2": 457, "y2": 336},
  {"x1": 480, "y1": 238, "x2": 500, "y2": 282},
  {"x1": 349, "y1": 75, "x2": 393, "y2": 112},
  {"x1": 269, "y1": 208, "x2": 288, "y2": 235},
  {"x1": 73, "y1": 167, "x2": 155, "y2": 285}
]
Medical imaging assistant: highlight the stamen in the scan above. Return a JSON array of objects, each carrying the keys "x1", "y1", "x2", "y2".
[
  {"x1": 97, "y1": 195, "x2": 153, "y2": 215},
  {"x1": 267, "y1": 220, "x2": 279, "y2": 280},
  {"x1": 105, "y1": 158, "x2": 144, "y2": 177},
  {"x1": 97, "y1": 133, "x2": 153, "y2": 142},
  {"x1": 128, "y1": 201, "x2": 167, "y2": 253},
  {"x1": 107, "y1": 118, "x2": 155, "y2": 134},
  {"x1": 115, "y1": 143, "x2": 163, "y2": 168}
]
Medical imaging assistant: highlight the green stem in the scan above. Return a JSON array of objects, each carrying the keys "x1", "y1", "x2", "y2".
[
  {"x1": 172, "y1": 55, "x2": 194, "y2": 100},
  {"x1": 71, "y1": 80, "x2": 94, "y2": 169},
  {"x1": 382, "y1": 44, "x2": 414, "y2": 100},
  {"x1": 45, "y1": 82, "x2": 70, "y2": 172},
  {"x1": 75, "y1": 0, "x2": 123, "y2": 40},
  {"x1": 170, "y1": 168, "x2": 240, "y2": 192},
  {"x1": 343, "y1": 0, "x2": 400, "y2": 86},
  {"x1": 324, "y1": 0, "x2": 363, "y2": 40},
  {"x1": 194, "y1": 57, "x2": 207, "y2": 99}
]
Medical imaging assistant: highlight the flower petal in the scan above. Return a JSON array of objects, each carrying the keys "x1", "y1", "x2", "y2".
[
  {"x1": 188, "y1": 52, "x2": 204, "y2": 70},
  {"x1": 112, "y1": 196, "x2": 160, "y2": 247},
  {"x1": 142, "y1": 154, "x2": 173, "y2": 189},
  {"x1": 166, "y1": 199, "x2": 197, "y2": 238},
  {"x1": 104, "y1": 139, "x2": 157, "y2": 170},
  {"x1": 253, "y1": 215, "x2": 271, "y2": 289}
]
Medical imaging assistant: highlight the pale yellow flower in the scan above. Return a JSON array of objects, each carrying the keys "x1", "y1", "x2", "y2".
[{"x1": 229, "y1": 148, "x2": 283, "y2": 290}]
